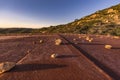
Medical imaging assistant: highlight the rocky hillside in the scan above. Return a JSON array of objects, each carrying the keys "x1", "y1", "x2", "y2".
[
  {"x1": 40, "y1": 4, "x2": 120, "y2": 36},
  {"x1": 0, "y1": 4, "x2": 120, "y2": 36}
]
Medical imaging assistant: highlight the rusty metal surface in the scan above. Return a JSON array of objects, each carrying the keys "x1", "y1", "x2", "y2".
[
  {"x1": 61, "y1": 34, "x2": 120, "y2": 80},
  {"x1": 0, "y1": 34, "x2": 118, "y2": 80}
]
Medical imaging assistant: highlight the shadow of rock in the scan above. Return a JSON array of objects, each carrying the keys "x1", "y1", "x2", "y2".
[
  {"x1": 76, "y1": 43, "x2": 105, "y2": 45},
  {"x1": 10, "y1": 64, "x2": 67, "y2": 72},
  {"x1": 61, "y1": 43, "x2": 72, "y2": 45},
  {"x1": 111, "y1": 47, "x2": 120, "y2": 49},
  {"x1": 57, "y1": 54, "x2": 79, "y2": 58}
]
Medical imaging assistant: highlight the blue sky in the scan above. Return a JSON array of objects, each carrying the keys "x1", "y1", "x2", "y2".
[{"x1": 0, "y1": 0, "x2": 120, "y2": 28}]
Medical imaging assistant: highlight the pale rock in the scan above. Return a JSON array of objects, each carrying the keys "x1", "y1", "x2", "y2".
[
  {"x1": 73, "y1": 38, "x2": 76, "y2": 41},
  {"x1": 86, "y1": 37, "x2": 90, "y2": 41},
  {"x1": 51, "y1": 54, "x2": 58, "y2": 58},
  {"x1": 88, "y1": 38, "x2": 93, "y2": 42},
  {"x1": 105, "y1": 45, "x2": 112, "y2": 49},
  {"x1": 40, "y1": 40, "x2": 43, "y2": 43},
  {"x1": 55, "y1": 39, "x2": 62, "y2": 45},
  {"x1": 0, "y1": 62, "x2": 16, "y2": 74},
  {"x1": 113, "y1": 36, "x2": 119, "y2": 39}
]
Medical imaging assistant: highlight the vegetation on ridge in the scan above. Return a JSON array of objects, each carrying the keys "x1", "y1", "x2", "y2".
[
  {"x1": 0, "y1": 4, "x2": 120, "y2": 36},
  {"x1": 40, "y1": 3, "x2": 120, "y2": 36}
]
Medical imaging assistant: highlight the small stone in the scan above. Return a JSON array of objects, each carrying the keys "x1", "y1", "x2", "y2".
[
  {"x1": 0, "y1": 62, "x2": 16, "y2": 74},
  {"x1": 73, "y1": 38, "x2": 76, "y2": 41},
  {"x1": 105, "y1": 45, "x2": 112, "y2": 49},
  {"x1": 113, "y1": 36, "x2": 119, "y2": 39},
  {"x1": 88, "y1": 38, "x2": 93, "y2": 42},
  {"x1": 86, "y1": 37, "x2": 90, "y2": 41},
  {"x1": 88, "y1": 39, "x2": 92, "y2": 42},
  {"x1": 27, "y1": 50, "x2": 31, "y2": 53},
  {"x1": 78, "y1": 36, "x2": 81, "y2": 39},
  {"x1": 39, "y1": 40, "x2": 43, "y2": 43},
  {"x1": 55, "y1": 39, "x2": 62, "y2": 45},
  {"x1": 51, "y1": 54, "x2": 58, "y2": 58}
]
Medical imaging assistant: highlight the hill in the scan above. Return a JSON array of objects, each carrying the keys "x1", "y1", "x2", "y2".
[
  {"x1": 0, "y1": 28, "x2": 33, "y2": 34},
  {"x1": 39, "y1": 3, "x2": 120, "y2": 36},
  {"x1": 0, "y1": 4, "x2": 120, "y2": 36}
]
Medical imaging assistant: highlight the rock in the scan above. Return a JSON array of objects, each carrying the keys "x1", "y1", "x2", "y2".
[
  {"x1": 51, "y1": 54, "x2": 59, "y2": 58},
  {"x1": 78, "y1": 36, "x2": 81, "y2": 39},
  {"x1": 0, "y1": 62, "x2": 16, "y2": 74},
  {"x1": 107, "y1": 9, "x2": 114, "y2": 13},
  {"x1": 113, "y1": 36, "x2": 119, "y2": 39},
  {"x1": 73, "y1": 38, "x2": 76, "y2": 41},
  {"x1": 88, "y1": 38, "x2": 93, "y2": 42},
  {"x1": 40, "y1": 40, "x2": 43, "y2": 43},
  {"x1": 75, "y1": 42, "x2": 78, "y2": 44},
  {"x1": 55, "y1": 39, "x2": 62, "y2": 45},
  {"x1": 88, "y1": 39, "x2": 92, "y2": 42},
  {"x1": 86, "y1": 36, "x2": 90, "y2": 41},
  {"x1": 105, "y1": 45, "x2": 112, "y2": 49},
  {"x1": 27, "y1": 50, "x2": 31, "y2": 53}
]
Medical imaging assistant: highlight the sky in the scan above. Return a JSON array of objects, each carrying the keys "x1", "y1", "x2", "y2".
[{"x1": 0, "y1": 0, "x2": 120, "y2": 28}]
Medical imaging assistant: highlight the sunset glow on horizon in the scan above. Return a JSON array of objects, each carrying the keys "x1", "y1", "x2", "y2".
[
  {"x1": 0, "y1": 10, "x2": 56, "y2": 28},
  {"x1": 0, "y1": 0, "x2": 120, "y2": 28}
]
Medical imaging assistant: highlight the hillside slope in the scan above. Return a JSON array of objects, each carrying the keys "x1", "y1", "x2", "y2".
[
  {"x1": 41, "y1": 4, "x2": 120, "y2": 36},
  {"x1": 0, "y1": 28, "x2": 33, "y2": 34},
  {"x1": 0, "y1": 4, "x2": 120, "y2": 36}
]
